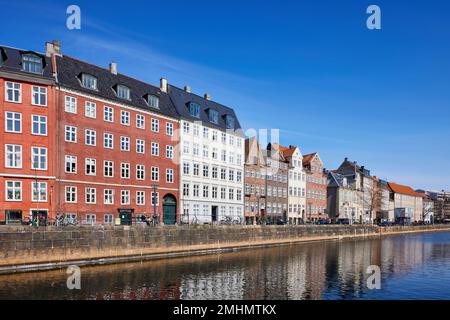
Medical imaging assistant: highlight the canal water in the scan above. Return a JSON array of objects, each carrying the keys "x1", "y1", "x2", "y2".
[{"x1": 1, "y1": 231, "x2": 450, "y2": 300}]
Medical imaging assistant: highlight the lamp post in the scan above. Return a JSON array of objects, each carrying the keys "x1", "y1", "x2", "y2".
[{"x1": 151, "y1": 185, "x2": 158, "y2": 225}]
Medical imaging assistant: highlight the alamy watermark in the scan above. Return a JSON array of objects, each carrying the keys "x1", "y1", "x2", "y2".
[{"x1": 66, "y1": 265, "x2": 81, "y2": 290}]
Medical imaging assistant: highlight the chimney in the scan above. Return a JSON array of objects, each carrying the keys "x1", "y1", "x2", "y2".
[
  {"x1": 204, "y1": 93, "x2": 211, "y2": 100},
  {"x1": 160, "y1": 78, "x2": 168, "y2": 93},
  {"x1": 109, "y1": 62, "x2": 117, "y2": 75},
  {"x1": 184, "y1": 85, "x2": 191, "y2": 93},
  {"x1": 45, "y1": 40, "x2": 61, "y2": 57}
]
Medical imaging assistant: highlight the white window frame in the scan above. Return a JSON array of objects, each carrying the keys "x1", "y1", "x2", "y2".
[
  {"x1": 5, "y1": 82, "x2": 22, "y2": 103},
  {"x1": 31, "y1": 86, "x2": 47, "y2": 106},
  {"x1": 31, "y1": 115, "x2": 47, "y2": 136}
]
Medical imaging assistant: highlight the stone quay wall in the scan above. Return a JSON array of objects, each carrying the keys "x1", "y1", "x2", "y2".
[{"x1": 1, "y1": 224, "x2": 449, "y2": 274}]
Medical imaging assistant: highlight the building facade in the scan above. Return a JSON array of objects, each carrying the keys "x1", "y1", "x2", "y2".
[
  {"x1": 168, "y1": 85, "x2": 244, "y2": 224},
  {"x1": 303, "y1": 152, "x2": 327, "y2": 222},
  {"x1": 50, "y1": 42, "x2": 180, "y2": 225},
  {"x1": 280, "y1": 145, "x2": 306, "y2": 224},
  {"x1": 388, "y1": 182, "x2": 424, "y2": 224},
  {"x1": 0, "y1": 45, "x2": 56, "y2": 224},
  {"x1": 244, "y1": 137, "x2": 267, "y2": 224},
  {"x1": 264, "y1": 143, "x2": 288, "y2": 223}
]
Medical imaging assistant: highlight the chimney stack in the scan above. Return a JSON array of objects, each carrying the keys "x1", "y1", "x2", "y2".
[
  {"x1": 204, "y1": 93, "x2": 211, "y2": 100},
  {"x1": 45, "y1": 40, "x2": 61, "y2": 57},
  {"x1": 184, "y1": 85, "x2": 191, "y2": 93},
  {"x1": 160, "y1": 78, "x2": 168, "y2": 93},
  {"x1": 109, "y1": 62, "x2": 117, "y2": 75}
]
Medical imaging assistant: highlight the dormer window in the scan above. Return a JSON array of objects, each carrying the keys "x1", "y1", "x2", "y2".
[
  {"x1": 147, "y1": 95, "x2": 159, "y2": 108},
  {"x1": 225, "y1": 115, "x2": 235, "y2": 129},
  {"x1": 22, "y1": 54, "x2": 43, "y2": 74},
  {"x1": 116, "y1": 85, "x2": 130, "y2": 100},
  {"x1": 208, "y1": 109, "x2": 219, "y2": 124},
  {"x1": 189, "y1": 102, "x2": 201, "y2": 118},
  {"x1": 81, "y1": 74, "x2": 97, "y2": 90}
]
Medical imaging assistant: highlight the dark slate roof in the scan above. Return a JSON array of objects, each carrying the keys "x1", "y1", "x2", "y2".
[
  {"x1": 0, "y1": 45, "x2": 53, "y2": 79},
  {"x1": 55, "y1": 55, "x2": 179, "y2": 119},
  {"x1": 168, "y1": 85, "x2": 242, "y2": 132}
]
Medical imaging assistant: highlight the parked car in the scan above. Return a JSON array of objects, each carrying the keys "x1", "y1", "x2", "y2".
[{"x1": 336, "y1": 218, "x2": 350, "y2": 225}]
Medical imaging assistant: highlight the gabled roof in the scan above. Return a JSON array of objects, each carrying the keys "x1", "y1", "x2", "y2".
[
  {"x1": 168, "y1": 85, "x2": 242, "y2": 133},
  {"x1": 388, "y1": 182, "x2": 424, "y2": 198},
  {"x1": 55, "y1": 55, "x2": 178, "y2": 119},
  {"x1": 0, "y1": 45, "x2": 53, "y2": 79}
]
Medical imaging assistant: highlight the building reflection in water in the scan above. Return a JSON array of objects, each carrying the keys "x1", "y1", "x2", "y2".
[{"x1": 0, "y1": 232, "x2": 448, "y2": 300}]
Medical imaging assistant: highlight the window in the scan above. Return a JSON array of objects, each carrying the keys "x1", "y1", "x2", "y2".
[
  {"x1": 65, "y1": 155, "x2": 77, "y2": 173},
  {"x1": 183, "y1": 183, "x2": 190, "y2": 196},
  {"x1": 85, "y1": 158, "x2": 96, "y2": 176},
  {"x1": 31, "y1": 147, "x2": 47, "y2": 170},
  {"x1": 147, "y1": 95, "x2": 159, "y2": 108},
  {"x1": 183, "y1": 122, "x2": 190, "y2": 134},
  {"x1": 189, "y1": 102, "x2": 201, "y2": 118},
  {"x1": 121, "y1": 163, "x2": 130, "y2": 179},
  {"x1": 85, "y1": 101, "x2": 96, "y2": 118},
  {"x1": 151, "y1": 118, "x2": 159, "y2": 132},
  {"x1": 151, "y1": 192, "x2": 159, "y2": 206},
  {"x1": 5, "y1": 82, "x2": 21, "y2": 103},
  {"x1": 136, "y1": 139, "x2": 145, "y2": 154},
  {"x1": 22, "y1": 54, "x2": 43, "y2": 74},
  {"x1": 104, "y1": 133, "x2": 113, "y2": 149},
  {"x1": 5, "y1": 111, "x2": 21, "y2": 133},
  {"x1": 85, "y1": 187, "x2": 96, "y2": 204},
  {"x1": 104, "y1": 106, "x2": 114, "y2": 122},
  {"x1": 136, "y1": 191, "x2": 146, "y2": 206},
  {"x1": 103, "y1": 214, "x2": 113, "y2": 224},
  {"x1": 166, "y1": 145, "x2": 173, "y2": 159},
  {"x1": 116, "y1": 85, "x2": 130, "y2": 100},
  {"x1": 65, "y1": 96, "x2": 77, "y2": 113},
  {"x1": 32, "y1": 86, "x2": 47, "y2": 106},
  {"x1": 121, "y1": 190, "x2": 130, "y2": 205},
  {"x1": 193, "y1": 185, "x2": 200, "y2": 197},
  {"x1": 65, "y1": 186, "x2": 77, "y2": 203},
  {"x1": 104, "y1": 189, "x2": 114, "y2": 205},
  {"x1": 136, "y1": 164, "x2": 145, "y2": 180},
  {"x1": 86, "y1": 214, "x2": 96, "y2": 225},
  {"x1": 183, "y1": 162, "x2": 190, "y2": 175},
  {"x1": 5, "y1": 144, "x2": 22, "y2": 168},
  {"x1": 31, "y1": 115, "x2": 47, "y2": 136},
  {"x1": 85, "y1": 129, "x2": 96, "y2": 146},
  {"x1": 166, "y1": 169, "x2": 174, "y2": 183},
  {"x1": 166, "y1": 122, "x2": 173, "y2": 136},
  {"x1": 121, "y1": 136, "x2": 130, "y2": 151},
  {"x1": 151, "y1": 142, "x2": 159, "y2": 156},
  {"x1": 104, "y1": 160, "x2": 114, "y2": 177},
  {"x1": 136, "y1": 114, "x2": 145, "y2": 129},
  {"x1": 32, "y1": 182, "x2": 47, "y2": 202},
  {"x1": 81, "y1": 74, "x2": 97, "y2": 90},
  {"x1": 209, "y1": 109, "x2": 219, "y2": 124},
  {"x1": 151, "y1": 167, "x2": 159, "y2": 181},
  {"x1": 121, "y1": 110, "x2": 130, "y2": 125},
  {"x1": 6, "y1": 181, "x2": 22, "y2": 201}
]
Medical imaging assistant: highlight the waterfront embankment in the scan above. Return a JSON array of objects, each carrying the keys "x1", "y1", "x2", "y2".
[{"x1": 1, "y1": 224, "x2": 450, "y2": 274}]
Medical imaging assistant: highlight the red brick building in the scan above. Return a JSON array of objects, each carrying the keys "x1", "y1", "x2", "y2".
[
  {"x1": 303, "y1": 152, "x2": 327, "y2": 221},
  {"x1": 49, "y1": 42, "x2": 180, "y2": 225},
  {"x1": 0, "y1": 45, "x2": 56, "y2": 224}
]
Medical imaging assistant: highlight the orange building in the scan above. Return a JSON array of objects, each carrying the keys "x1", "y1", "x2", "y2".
[{"x1": 0, "y1": 45, "x2": 56, "y2": 224}]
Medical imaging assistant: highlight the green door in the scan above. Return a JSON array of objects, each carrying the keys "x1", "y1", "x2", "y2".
[{"x1": 163, "y1": 195, "x2": 177, "y2": 225}]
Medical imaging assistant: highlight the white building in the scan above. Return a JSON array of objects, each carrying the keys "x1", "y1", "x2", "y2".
[
  {"x1": 280, "y1": 145, "x2": 306, "y2": 224},
  {"x1": 168, "y1": 84, "x2": 245, "y2": 224}
]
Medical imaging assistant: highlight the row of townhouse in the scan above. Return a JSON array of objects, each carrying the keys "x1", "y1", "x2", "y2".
[
  {"x1": 243, "y1": 138, "x2": 327, "y2": 224},
  {"x1": 327, "y1": 158, "x2": 430, "y2": 224},
  {"x1": 0, "y1": 41, "x2": 244, "y2": 225}
]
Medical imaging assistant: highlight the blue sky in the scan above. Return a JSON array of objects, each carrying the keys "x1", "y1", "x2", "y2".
[{"x1": 1, "y1": 0, "x2": 450, "y2": 190}]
